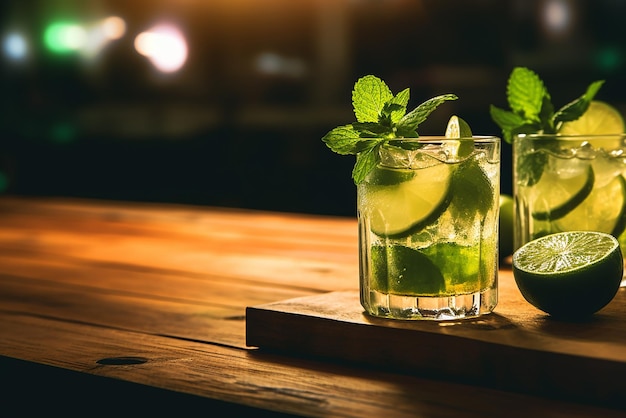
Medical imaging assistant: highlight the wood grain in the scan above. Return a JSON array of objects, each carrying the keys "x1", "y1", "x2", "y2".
[
  {"x1": 1, "y1": 196, "x2": 624, "y2": 417},
  {"x1": 246, "y1": 279, "x2": 626, "y2": 409}
]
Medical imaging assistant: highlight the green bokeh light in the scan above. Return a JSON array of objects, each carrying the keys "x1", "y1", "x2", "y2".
[
  {"x1": 50, "y1": 121, "x2": 78, "y2": 143},
  {"x1": 595, "y1": 46, "x2": 623, "y2": 72},
  {"x1": 43, "y1": 21, "x2": 85, "y2": 54}
]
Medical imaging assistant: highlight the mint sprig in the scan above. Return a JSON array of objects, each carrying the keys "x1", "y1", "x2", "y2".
[
  {"x1": 322, "y1": 75, "x2": 458, "y2": 184},
  {"x1": 490, "y1": 67, "x2": 604, "y2": 143}
]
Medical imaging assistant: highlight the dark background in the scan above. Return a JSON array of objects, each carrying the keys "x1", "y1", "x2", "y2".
[{"x1": 1, "y1": 0, "x2": 625, "y2": 217}]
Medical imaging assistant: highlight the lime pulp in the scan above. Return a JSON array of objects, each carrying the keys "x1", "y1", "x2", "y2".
[{"x1": 512, "y1": 231, "x2": 623, "y2": 318}]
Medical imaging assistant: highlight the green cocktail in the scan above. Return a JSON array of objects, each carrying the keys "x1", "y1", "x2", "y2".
[
  {"x1": 514, "y1": 133, "x2": 626, "y2": 254},
  {"x1": 358, "y1": 137, "x2": 500, "y2": 319},
  {"x1": 491, "y1": 67, "x2": 626, "y2": 286},
  {"x1": 323, "y1": 75, "x2": 500, "y2": 320}
]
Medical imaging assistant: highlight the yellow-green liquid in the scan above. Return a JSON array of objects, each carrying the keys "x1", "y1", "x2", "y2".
[
  {"x1": 514, "y1": 135, "x2": 626, "y2": 257},
  {"x1": 358, "y1": 139, "x2": 499, "y2": 320}
]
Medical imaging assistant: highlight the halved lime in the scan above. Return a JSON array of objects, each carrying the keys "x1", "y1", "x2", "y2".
[
  {"x1": 370, "y1": 245, "x2": 445, "y2": 296},
  {"x1": 445, "y1": 115, "x2": 474, "y2": 158},
  {"x1": 512, "y1": 231, "x2": 623, "y2": 318},
  {"x1": 531, "y1": 164, "x2": 594, "y2": 221},
  {"x1": 363, "y1": 163, "x2": 452, "y2": 238},
  {"x1": 554, "y1": 174, "x2": 626, "y2": 238}
]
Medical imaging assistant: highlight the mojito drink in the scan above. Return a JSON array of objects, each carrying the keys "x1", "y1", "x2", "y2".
[
  {"x1": 358, "y1": 137, "x2": 500, "y2": 319},
  {"x1": 514, "y1": 134, "x2": 626, "y2": 256}
]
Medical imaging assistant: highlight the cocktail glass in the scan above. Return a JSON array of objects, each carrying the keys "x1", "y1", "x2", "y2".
[
  {"x1": 358, "y1": 136, "x2": 500, "y2": 320},
  {"x1": 513, "y1": 133, "x2": 626, "y2": 285}
]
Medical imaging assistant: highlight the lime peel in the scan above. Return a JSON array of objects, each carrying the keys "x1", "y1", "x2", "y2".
[
  {"x1": 531, "y1": 165, "x2": 595, "y2": 221},
  {"x1": 445, "y1": 115, "x2": 474, "y2": 158},
  {"x1": 558, "y1": 101, "x2": 625, "y2": 135}
]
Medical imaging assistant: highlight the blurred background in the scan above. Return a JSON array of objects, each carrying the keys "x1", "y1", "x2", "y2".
[{"x1": 1, "y1": 0, "x2": 624, "y2": 217}]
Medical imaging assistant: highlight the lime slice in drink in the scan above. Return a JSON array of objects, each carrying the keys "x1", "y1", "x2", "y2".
[
  {"x1": 445, "y1": 115, "x2": 474, "y2": 158},
  {"x1": 554, "y1": 174, "x2": 626, "y2": 238},
  {"x1": 449, "y1": 156, "x2": 494, "y2": 218},
  {"x1": 558, "y1": 101, "x2": 625, "y2": 150},
  {"x1": 531, "y1": 164, "x2": 594, "y2": 221},
  {"x1": 366, "y1": 166, "x2": 415, "y2": 185},
  {"x1": 365, "y1": 163, "x2": 452, "y2": 238},
  {"x1": 512, "y1": 231, "x2": 623, "y2": 318},
  {"x1": 371, "y1": 244, "x2": 445, "y2": 296}
]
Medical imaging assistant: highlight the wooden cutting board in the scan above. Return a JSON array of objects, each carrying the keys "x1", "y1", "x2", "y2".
[{"x1": 246, "y1": 268, "x2": 626, "y2": 410}]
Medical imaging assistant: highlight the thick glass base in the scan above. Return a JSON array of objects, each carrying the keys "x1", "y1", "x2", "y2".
[{"x1": 362, "y1": 287, "x2": 497, "y2": 320}]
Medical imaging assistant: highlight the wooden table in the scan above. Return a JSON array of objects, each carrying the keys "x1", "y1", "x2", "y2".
[{"x1": 1, "y1": 196, "x2": 625, "y2": 417}]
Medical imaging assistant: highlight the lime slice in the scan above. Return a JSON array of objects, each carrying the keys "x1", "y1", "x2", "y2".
[
  {"x1": 531, "y1": 164, "x2": 594, "y2": 221},
  {"x1": 559, "y1": 101, "x2": 625, "y2": 150},
  {"x1": 445, "y1": 115, "x2": 474, "y2": 158},
  {"x1": 449, "y1": 157, "x2": 494, "y2": 218},
  {"x1": 365, "y1": 166, "x2": 415, "y2": 185},
  {"x1": 371, "y1": 245, "x2": 445, "y2": 296},
  {"x1": 559, "y1": 101, "x2": 625, "y2": 135},
  {"x1": 512, "y1": 231, "x2": 623, "y2": 318},
  {"x1": 555, "y1": 174, "x2": 626, "y2": 238},
  {"x1": 364, "y1": 163, "x2": 452, "y2": 238}
]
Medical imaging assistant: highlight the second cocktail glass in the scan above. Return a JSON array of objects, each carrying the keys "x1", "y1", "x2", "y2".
[{"x1": 513, "y1": 133, "x2": 626, "y2": 284}]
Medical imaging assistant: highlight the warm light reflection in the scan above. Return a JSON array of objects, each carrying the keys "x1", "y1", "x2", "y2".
[
  {"x1": 541, "y1": 0, "x2": 574, "y2": 38},
  {"x1": 81, "y1": 16, "x2": 127, "y2": 59},
  {"x1": 134, "y1": 24, "x2": 188, "y2": 73},
  {"x1": 102, "y1": 16, "x2": 126, "y2": 40},
  {"x1": 43, "y1": 16, "x2": 126, "y2": 58}
]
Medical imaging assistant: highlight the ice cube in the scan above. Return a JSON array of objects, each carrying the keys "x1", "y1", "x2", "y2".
[{"x1": 546, "y1": 154, "x2": 588, "y2": 179}]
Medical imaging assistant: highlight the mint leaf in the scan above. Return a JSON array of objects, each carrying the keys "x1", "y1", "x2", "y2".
[
  {"x1": 538, "y1": 95, "x2": 556, "y2": 132},
  {"x1": 352, "y1": 75, "x2": 393, "y2": 123},
  {"x1": 380, "y1": 103, "x2": 406, "y2": 128},
  {"x1": 388, "y1": 88, "x2": 410, "y2": 124},
  {"x1": 507, "y1": 67, "x2": 547, "y2": 120},
  {"x1": 324, "y1": 75, "x2": 458, "y2": 184},
  {"x1": 489, "y1": 105, "x2": 525, "y2": 142},
  {"x1": 491, "y1": 66, "x2": 605, "y2": 143},
  {"x1": 322, "y1": 125, "x2": 379, "y2": 154},
  {"x1": 352, "y1": 122, "x2": 394, "y2": 137},
  {"x1": 553, "y1": 80, "x2": 605, "y2": 126},
  {"x1": 352, "y1": 144, "x2": 381, "y2": 184},
  {"x1": 517, "y1": 151, "x2": 548, "y2": 187},
  {"x1": 397, "y1": 94, "x2": 458, "y2": 133}
]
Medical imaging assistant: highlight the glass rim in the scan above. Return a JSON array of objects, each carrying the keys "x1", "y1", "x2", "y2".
[
  {"x1": 515, "y1": 133, "x2": 626, "y2": 140},
  {"x1": 385, "y1": 135, "x2": 499, "y2": 143}
]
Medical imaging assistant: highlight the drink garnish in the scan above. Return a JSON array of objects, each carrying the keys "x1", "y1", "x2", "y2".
[
  {"x1": 490, "y1": 67, "x2": 605, "y2": 143},
  {"x1": 322, "y1": 75, "x2": 458, "y2": 184},
  {"x1": 445, "y1": 115, "x2": 474, "y2": 158}
]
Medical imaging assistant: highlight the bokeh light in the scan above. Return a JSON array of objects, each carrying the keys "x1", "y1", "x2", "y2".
[
  {"x1": 102, "y1": 16, "x2": 126, "y2": 40},
  {"x1": 43, "y1": 16, "x2": 126, "y2": 58},
  {"x1": 134, "y1": 24, "x2": 188, "y2": 73},
  {"x1": 44, "y1": 21, "x2": 87, "y2": 53},
  {"x1": 540, "y1": 0, "x2": 575, "y2": 39},
  {"x1": 2, "y1": 32, "x2": 28, "y2": 61}
]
